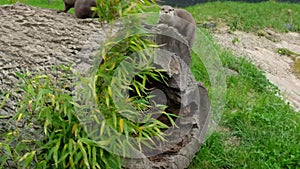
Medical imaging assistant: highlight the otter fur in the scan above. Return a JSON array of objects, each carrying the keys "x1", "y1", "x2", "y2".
[
  {"x1": 60, "y1": 0, "x2": 97, "y2": 19},
  {"x1": 158, "y1": 5, "x2": 196, "y2": 49}
]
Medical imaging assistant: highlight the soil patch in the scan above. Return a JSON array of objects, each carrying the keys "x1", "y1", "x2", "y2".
[
  {"x1": 213, "y1": 28, "x2": 300, "y2": 112},
  {"x1": 0, "y1": 3, "x2": 105, "y2": 116}
]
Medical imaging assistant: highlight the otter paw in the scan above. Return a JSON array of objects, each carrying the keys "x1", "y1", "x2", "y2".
[{"x1": 157, "y1": 23, "x2": 168, "y2": 29}]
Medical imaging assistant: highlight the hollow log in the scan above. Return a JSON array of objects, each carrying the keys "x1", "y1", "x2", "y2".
[{"x1": 121, "y1": 25, "x2": 210, "y2": 169}]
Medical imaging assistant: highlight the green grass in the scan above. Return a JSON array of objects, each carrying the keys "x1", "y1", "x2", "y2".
[
  {"x1": 190, "y1": 44, "x2": 300, "y2": 168},
  {"x1": 188, "y1": 3, "x2": 300, "y2": 167},
  {"x1": 187, "y1": 1, "x2": 300, "y2": 32},
  {"x1": 0, "y1": 0, "x2": 69, "y2": 13},
  {"x1": 2, "y1": 1, "x2": 299, "y2": 32}
]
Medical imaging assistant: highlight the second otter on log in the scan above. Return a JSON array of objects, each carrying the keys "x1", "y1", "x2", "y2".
[
  {"x1": 60, "y1": 0, "x2": 97, "y2": 19},
  {"x1": 158, "y1": 5, "x2": 196, "y2": 49}
]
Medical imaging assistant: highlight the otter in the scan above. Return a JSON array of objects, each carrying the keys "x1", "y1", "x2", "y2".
[
  {"x1": 158, "y1": 5, "x2": 196, "y2": 49},
  {"x1": 60, "y1": 0, "x2": 75, "y2": 13},
  {"x1": 74, "y1": 0, "x2": 97, "y2": 19},
  {"x1": 59, "y1": 0, "x2": 97, "y2": 19}
]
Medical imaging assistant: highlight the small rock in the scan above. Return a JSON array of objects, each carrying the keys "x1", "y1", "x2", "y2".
[
  {"x1": 284, "y1": 23, "x2": 293, "y2": 31},
  {"x1": 202, "y1": 22, "x2": 216, "y2": 29}
]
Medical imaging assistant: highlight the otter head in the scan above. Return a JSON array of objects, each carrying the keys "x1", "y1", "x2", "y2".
[
  {"x1": 159, "y1": 5, "x2": 175, "y2": 25},
  {"x1": 160, "y1": 5, "x2": 175, "y2": 16}
]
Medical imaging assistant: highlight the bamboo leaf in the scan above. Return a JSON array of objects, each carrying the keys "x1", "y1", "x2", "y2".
[
  {"x1": 53, "y1": 139, "x2": 61, "y2": 167},
  {"x1": 0, "y1": 93, "x2": 9, "y2": 109},
  {"x1": 92, "y1": 147, "x2": 97, "y2": 169},
  {"x1": 18, "y1": 151, "x2": 36, "y2": 167},
  {"x1": 0, "y1": 143, "x2": 12, "y2": 157},
  {"x1": 78, "y1": 140, "x2": 90, "y2": 169},
  {"x1": 119, "y1": 118, "x2": 124, "y2": 133}
]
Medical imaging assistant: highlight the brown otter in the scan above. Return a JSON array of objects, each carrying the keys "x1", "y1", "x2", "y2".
[
  {"x1": 60, "y1": 0, "x2": 75, "y2": 13},
  {"x1": 59, "y1": 0, "x2": 97, "y2": 19},
  {"x1": 74, "y1": 0, "x2": 97, "y2": 19}
]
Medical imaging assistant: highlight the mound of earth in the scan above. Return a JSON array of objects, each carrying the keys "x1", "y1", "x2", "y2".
[
  {"x1": 0, "y1": 3, "x2": 106, "y2": 115},
  {"x1": 213, "y1": 28, "x2": 300, "y2": 112}
]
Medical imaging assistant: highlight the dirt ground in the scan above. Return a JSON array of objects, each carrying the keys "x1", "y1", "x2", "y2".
[
  {"x1": 0, "y1": 3, "x2": 107, "y2": 115},
  {"x1": 0, "y1": 3, "x2": 117, "y2": 135},
  {"x1": 213, "y1": 28, "x2": 300, "y2": 112}
]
